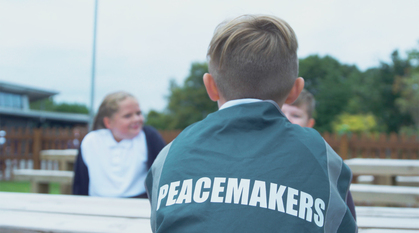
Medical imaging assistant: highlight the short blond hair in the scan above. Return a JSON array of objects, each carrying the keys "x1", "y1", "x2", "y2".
[
  {"x1": 207, "y1": 14, "x2": 299, "y2": 102},
  {"x1": 291, "y1": 89, "x2": 315, "y2": 118},
  {"x1": 92, "y1": 91, "x2": 135, "y2": 130}
]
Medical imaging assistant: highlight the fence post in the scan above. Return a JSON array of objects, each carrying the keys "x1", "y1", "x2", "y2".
[
  {"x1": 32, "y1": 128, "x2": 42, "y2": 170},
  {"x1": 389, "y1": 133, "x2": 398, "y2": 159},
  {"x1": 339, "y1": 134, "x2": 348, "y2": 160}
]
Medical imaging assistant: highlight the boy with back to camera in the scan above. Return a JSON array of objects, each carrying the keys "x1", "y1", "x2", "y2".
[{"x1": 146, "y1": 15, "x2": 357, "y2": 233}]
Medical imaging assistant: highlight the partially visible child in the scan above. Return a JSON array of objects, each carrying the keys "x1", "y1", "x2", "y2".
[
  {"x1": 73, "y1": 91, "x2": 166, "y2": 198},
  {"x1": 282, "y1": 89, "x2": 357, "y2": 220},
  {"x1": 281, "y1": 89, "x2": 315, "y2": 128}
]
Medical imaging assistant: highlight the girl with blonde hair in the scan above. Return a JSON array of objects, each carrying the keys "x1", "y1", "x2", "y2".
[{"x1": 73, "y1": 91, "x2": 166, "y2": 198}]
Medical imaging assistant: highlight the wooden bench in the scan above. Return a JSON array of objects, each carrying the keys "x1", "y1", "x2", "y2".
[
  {"x1": 40, "y1": 149, "x2": 78, "y2": 171},
  {"x1": 356, "y1": 175, "x2": 419, "y2": 187},
  {"x1": 396, "y1": 176, "x2": 419, "y2": 186},
  {"x1": 356, "y1": 206, "x2": 419, "y2": 232},
  {"x1": 359, "y1": 229, "x2": 419, "y2": 233},
  {"x1": 345, "y1": 158, "x2": 419, "y2": 185},
  {"x1": 12, "y1": 169, "x2": 74, "y2": 194},
  {"x1": 0, "y1": 192, "x2": 419, "y2": 233},
  {"x1": 0, "y1": 192, "x2": 418, "y2": 232},
  {"x1": 0, "y1": 192, "x2": 151, "y2": 233},
  {"x1": 350, "y1": 184, "x2": 419, "y2": 207}
]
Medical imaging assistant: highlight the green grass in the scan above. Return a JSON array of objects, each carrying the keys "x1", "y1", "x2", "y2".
[{"x1": 0, "y1": 181, "x2": 61, "y2": 194}]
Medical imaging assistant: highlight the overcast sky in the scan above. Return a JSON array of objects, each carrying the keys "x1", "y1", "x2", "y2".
[{"x1": 0, "y1": 0, "x2": 418, "y2": 114}]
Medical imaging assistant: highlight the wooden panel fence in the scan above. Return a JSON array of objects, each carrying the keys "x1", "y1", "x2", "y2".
[
  {"x1": 322, "y1": 132, "x2": 419, "y2": 160},
  {"x1": 0, "y1": 127, "x2": 417, "y2": 180}
]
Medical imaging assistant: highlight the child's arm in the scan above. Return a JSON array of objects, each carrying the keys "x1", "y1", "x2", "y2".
[
  {"x1": 346, "y1": 191, "x2": 356, "y2": 221},
  {"x1": 144, "y1": 126, "x2": 167, "y2": 168},
  {"x1": 72, "y1": 147, "x2": 89, "y2": 195}
]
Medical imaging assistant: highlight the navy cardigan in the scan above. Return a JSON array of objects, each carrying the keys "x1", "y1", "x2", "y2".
[{"x1": 72, "y1": 126, "x2": 166, "y2": 198}]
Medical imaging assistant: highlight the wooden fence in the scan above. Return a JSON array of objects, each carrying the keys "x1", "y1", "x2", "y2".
[
  {"x1": 0, "y1": 127, "x2": 417, "y2": 180},
  {"x1": 323, "y1": 132, "x2": 419, "y2": 160}
]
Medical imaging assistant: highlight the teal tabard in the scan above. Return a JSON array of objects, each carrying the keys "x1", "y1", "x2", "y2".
[{"x1": 146, "y1": 101, "x2": 357, "y2": 233}]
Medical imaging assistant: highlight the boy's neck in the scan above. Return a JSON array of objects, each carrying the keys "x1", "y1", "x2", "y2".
[{"x1": 217, "y1": 100, "x2": 226, "y2": 109}]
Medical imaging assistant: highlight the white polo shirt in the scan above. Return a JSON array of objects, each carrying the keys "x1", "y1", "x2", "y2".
[
  {"x1": 80, "y1": 129, "x2": 148, "y2": 197},
  {"x1": 219, "y1": 98, "x2": 262, "y2": 110}
]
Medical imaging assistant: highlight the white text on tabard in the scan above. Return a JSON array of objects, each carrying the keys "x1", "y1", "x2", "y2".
[{"x1": 156, "y1": 177, "x2": 325, "y2": 227}]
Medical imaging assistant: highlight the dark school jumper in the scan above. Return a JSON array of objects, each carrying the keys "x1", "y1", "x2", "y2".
[
  {"x1": 73, "y1": 125, "x2": 166, "y2": 198},
  {"x1": 146, "y1": 100, "x2": 357, "y2": 233}
]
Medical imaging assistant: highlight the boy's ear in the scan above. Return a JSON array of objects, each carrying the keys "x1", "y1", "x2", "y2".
[
  {"x1": 307, "y1": 118, "x2": 315, "y2": 128},
  {"x1": 203, "y1": 73, "x2": 220, "y2": 102},
  {"x1": 103, "y1": 117, "x2": 112, "y2": 129},
  {"x1": 284, "y1": 77, "x2": 304, "y2": 105}
]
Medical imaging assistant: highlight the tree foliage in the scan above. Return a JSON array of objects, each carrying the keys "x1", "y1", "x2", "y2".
[
  {"x1": 146, "y1": 44, "x2": 419, "y2": 134},
  {"x1": 353, "y1": 50, "x2": 415, "y2": 133},
  {"x1": 299, "y1": 55, "x2": 361, "y2": 132},
  {"x1": 332, "y1": 113, "x2": 377, "y2": 134},
  {"x1": 394, "y1": 46, "x2": 419, "y2": 135},
  {"x1": 30, "y1": 99, "x2": 89, "y2": 114},
  {"x1": 146, "y1": 62, "x2": 218, "y2": 129}
]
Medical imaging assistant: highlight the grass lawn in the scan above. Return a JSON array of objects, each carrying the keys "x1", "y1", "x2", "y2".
[{"x1": 0, "y1": 181, "x2": 61, "y2": 194}]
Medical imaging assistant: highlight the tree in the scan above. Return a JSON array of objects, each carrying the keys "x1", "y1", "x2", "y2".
[
  {"x1": 303, "y1": 48, "x2": 417, "y2": 134},
  {"x1": 332, "y1": 113, "x2": 377, "y2": 134},
  {"x1": 298, "y1": 55, "x2": 361, "y2": 132},
  {"x1": 357, "y1": 50, "x2": 414, "y2": 133},
  {"x1": 148, "y1": 46, "x2": 418, "y2": 134},
  {"x1": 146, "y1": 62, "x2": 218, "y2": 130},
  {"x1": 30, "y1": 99, "x2": 89, "y2": 114},
  {"x1": 149, "y1": 57, "x2": 364, "y2": 132},
  {"x1": 394, "y1": 46, "x2": 419, "y2": 135}
]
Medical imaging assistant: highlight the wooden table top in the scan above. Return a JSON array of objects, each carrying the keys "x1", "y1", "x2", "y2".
[
  {"x1": 345, "y1": 158, "x2": 419, "y2": 176},
  {"x1": 0, "y1": 192, "x2": 151, "y2": 233},
  {"x1": 40, "y1": 149, "x2": 78, "y2": 160},
  {"x1": 1, "y1": 192, "x2": 418, "y2": 232}
]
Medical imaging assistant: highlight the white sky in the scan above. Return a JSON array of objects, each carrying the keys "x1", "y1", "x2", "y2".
[{"x1": 0, "y1": 0, "x2": 418, "y2": 114}]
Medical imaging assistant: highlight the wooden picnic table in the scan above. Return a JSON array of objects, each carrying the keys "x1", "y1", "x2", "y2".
[
  {"x1": 356, "y1": 206, "x2": 419, "y2": 231},
  {"x1": 0, "y1": 192, "x2": 152, "y2": 233},
  {"x1": 0, "y1": 192, "x2": 418, "y2": 232},
  {"x1": 345, "y1": 158, "x2": 419, "y2": 185},
  {"x1": 40, "y1": 149, "x2": 78, "y2": 171},
  {"x1": 13, "y1": 169, "x2": 73, "y2": 194},
  {"x1": 350, "y1": 184, "x2": 419, "y2": 206}
]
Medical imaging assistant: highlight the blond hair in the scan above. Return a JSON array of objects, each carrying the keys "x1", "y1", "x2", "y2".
[
  {"x1": 291, "y1": 89, "x2": 315, "y2": 118},
  {"x1": 92, "y1": 91, "x2": 135, "y2": 130},
  {"x1": 207, "y1": 14, "x2": 299, "y2": 102}
]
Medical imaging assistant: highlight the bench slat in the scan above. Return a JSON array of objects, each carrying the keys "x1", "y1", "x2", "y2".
[
  {"x1": 350, "y1": 184, "x2": 419, "y2": 206},
  {"x1": 13, "y1": 169, "x2": 74, "y2": 177},
  {"x1": 357, "y1": 216, "x2": 419, "y2": 230},
  {"x1": 12, "y1": 169, "x2": 74, "y2": 193},
  {"x1": 1, "y1": 192, "x2": 419, "y2": 232},
  {"x1": 40, "y1": 149, "x2": 78, "y2": 156},
  {"x1": 0, "y1": 192, "x2": 150, "y2": 218},
  {"x1": 0, "y1": 210, "x2": 152, "y2": 233},
  {"x1": 356, "y1": 206, "x2": 419, "y2": 218},
  {"x1": 345, "y1": 159, "x2": 419, "y2": 176},
  {"x1": 359, "y1": 230, "x2": 419, "y2": 233}
]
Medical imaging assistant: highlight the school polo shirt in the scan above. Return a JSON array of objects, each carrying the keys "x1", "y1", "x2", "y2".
[{"x1": 81, "y1": 129, "x2": 148, "y2": 197}]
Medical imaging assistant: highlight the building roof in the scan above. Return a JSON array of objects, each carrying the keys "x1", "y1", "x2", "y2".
[
  {"x1": 0, "y1": 107, "x2": 89, "y2": 123},
  {"x1": 0, "y1": 81, "x2": 58, "y2": 102}
]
